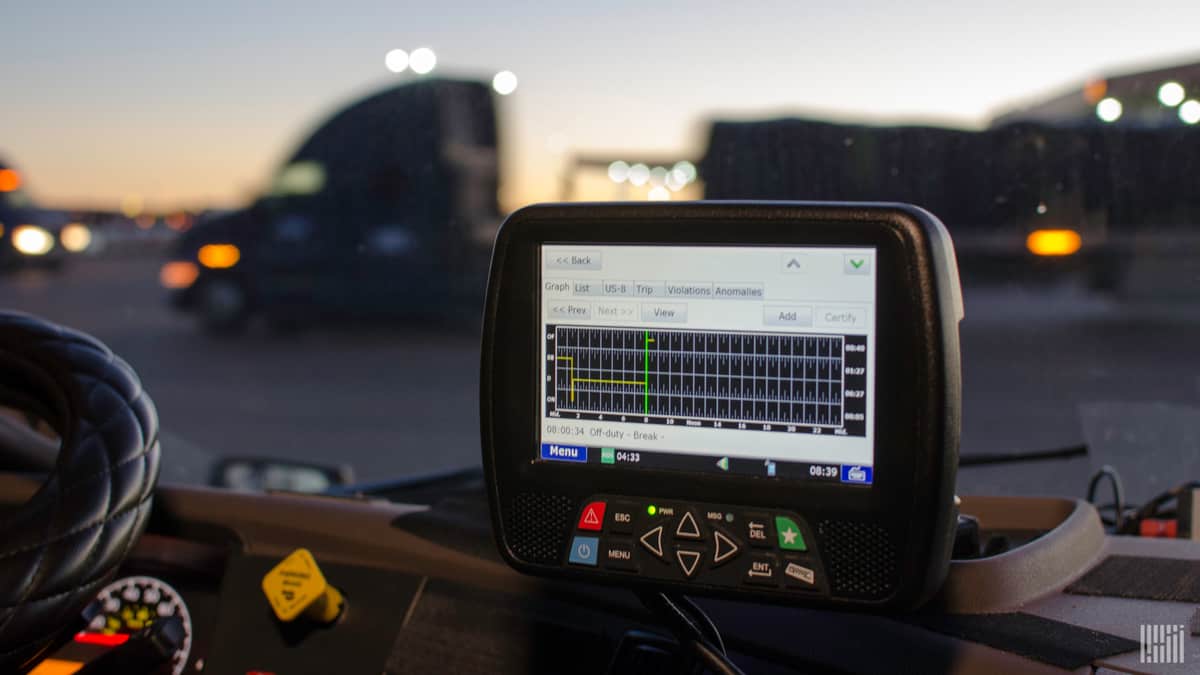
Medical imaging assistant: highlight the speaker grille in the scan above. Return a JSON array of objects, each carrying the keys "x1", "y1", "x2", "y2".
[
  {"x1": 506, "y1": 492, "x2": 575, "y2": 565},
  {"x1": 818, "y1": 520, "x2": 898, "y2": 600}
]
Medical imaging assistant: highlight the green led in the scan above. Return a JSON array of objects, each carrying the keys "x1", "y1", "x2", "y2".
[{"x1": 647, "y1": 505, "x2": 657, "y2": 516}]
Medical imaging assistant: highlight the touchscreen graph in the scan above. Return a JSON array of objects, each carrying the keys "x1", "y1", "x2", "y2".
[{"x1": 546, "y1": 325, "x2": 868, "y2": 435}]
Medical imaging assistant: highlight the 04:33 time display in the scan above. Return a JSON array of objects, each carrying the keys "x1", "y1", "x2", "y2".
[{"x1": 616, "y1": 451, "x2": 641, "y2": 463}]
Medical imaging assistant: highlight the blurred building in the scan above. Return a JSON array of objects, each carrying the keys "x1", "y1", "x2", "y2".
[{"x1": 992, "y1": 58, "x2": 1200, "y2": 128}]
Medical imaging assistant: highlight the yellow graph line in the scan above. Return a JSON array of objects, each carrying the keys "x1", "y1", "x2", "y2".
[
  {"x1": 556, "y1": 356, "x2": 575, "y2": 401},
  {"x1": 557, "y1": 355, "x2": 647, "y2": 403}
]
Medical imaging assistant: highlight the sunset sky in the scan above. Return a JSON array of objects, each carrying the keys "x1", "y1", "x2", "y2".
[{"x1": 3, "y1": 1, "x2": 1199, "y2": 212}]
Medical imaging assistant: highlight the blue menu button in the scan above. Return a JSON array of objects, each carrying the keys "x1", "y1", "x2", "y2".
[
  {"x1": 541, "y1": 443, "x2": 587, "y2": 463},
  {"x1": 568, "y1": 536, "x2": 600, "y2": 566}
]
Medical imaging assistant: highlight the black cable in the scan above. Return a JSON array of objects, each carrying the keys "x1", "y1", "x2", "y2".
[
  {"x1": 672, "y1": 594, "x2": 726, "y2": 655},
  {"x1": 636, "y1": 591, "x2": 745, "y2": 675},
  {"x1": 691, "y1": 639, "x2": 745, "y2": 675},
  {"x1": 1086, "y1": 465, "x2": 1126, "y2": 532},
  {"x1": 1133, "y1": 481, "x2": 1200, "y2": 523},
  {"x1": 960, "y1": 443, "x2": 1087, "y2": 467}
]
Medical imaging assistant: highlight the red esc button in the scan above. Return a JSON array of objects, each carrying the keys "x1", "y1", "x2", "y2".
[{"x1": 578, "y1": 501, "x2": 607, "y2": 531}]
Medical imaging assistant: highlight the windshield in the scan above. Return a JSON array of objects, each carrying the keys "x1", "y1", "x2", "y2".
[{"x1": 2, "y1": 4, "x2": 1198, "y2": 500}]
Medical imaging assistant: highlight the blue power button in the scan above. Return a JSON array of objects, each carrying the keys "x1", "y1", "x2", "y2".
[{"x1": 568, "y1": 536, "x2": 599, "y2": 566}]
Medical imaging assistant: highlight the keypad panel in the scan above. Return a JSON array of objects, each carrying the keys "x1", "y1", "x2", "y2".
[{"x1": 564, "y1": 495, "x2": 828, "y2": 595}]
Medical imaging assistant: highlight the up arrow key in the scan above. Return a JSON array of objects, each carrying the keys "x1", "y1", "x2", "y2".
[{"x1": 675, "y1": 512, "x2": 702, "y2": 540}]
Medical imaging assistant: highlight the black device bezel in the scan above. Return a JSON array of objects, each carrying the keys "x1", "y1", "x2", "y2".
[{"x1": 480, "y1": 202, "x2": 961, "y2": 610}]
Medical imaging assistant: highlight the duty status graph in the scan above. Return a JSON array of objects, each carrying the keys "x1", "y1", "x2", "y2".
[{"x1": 545, "y1": 325, "x2": 868, "y2": 436}]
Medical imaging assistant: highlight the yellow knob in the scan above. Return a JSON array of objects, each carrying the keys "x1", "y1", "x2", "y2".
[{"x1": 261, "y1": 548, "x2": 344, "y2": 624}]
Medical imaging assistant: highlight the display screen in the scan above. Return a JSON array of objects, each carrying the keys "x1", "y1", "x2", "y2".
[{"x1": 538, "y1": 244, "x2": 876, "y2": 485}]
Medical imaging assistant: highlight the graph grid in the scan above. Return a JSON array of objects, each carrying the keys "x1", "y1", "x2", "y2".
[{"x1": 548, "y1": 325, "x2": 853, "y2": 429}]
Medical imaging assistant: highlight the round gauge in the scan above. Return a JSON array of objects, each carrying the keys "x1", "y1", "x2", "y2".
[{"x1": 80, "y1": 575, "x2": 192, "y2": 675}]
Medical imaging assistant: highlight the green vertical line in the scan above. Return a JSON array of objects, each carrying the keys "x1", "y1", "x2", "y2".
[{"x1": 643, "y1": 330, "x2": 650, "y2": 414}]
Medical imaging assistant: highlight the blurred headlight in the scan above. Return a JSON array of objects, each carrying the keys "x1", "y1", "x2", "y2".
[
  {"x1": 160, "y1": 261, "x2": 200, "y2": 289},
  {"x1": 197, "y1": 243, "x2": 240, "y2": 269},
  {"x1": 60, "y1": 223, "x2": 92, "y2": 253},
  {"x1": 12, "y1": 225, "x2": 54, "y2": 256},
  {"x1": 1026, "y1": 229, "x2": 1081, "y2": 257}
]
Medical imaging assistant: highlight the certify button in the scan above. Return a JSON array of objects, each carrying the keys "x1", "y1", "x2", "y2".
[{"x1": 816, "y1": 307, "x2": 866, "y2": 328}]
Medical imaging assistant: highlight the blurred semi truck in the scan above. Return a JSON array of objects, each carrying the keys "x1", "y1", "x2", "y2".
[
  {"x1": 162, "y1": 78, "x2": 501, "y2": 332},
  {"x1": 700, "y1": 119, "x2": 1200, "y2": 291}
]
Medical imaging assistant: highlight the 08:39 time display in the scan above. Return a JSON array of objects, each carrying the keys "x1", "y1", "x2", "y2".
[{"x1": 808, "y1": 464, "x2": 839, "y2": 479}]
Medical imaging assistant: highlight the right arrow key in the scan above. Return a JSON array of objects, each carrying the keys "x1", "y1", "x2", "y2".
[{"x1": 712, "y1": 530, "x2": 741, "y2": 566}]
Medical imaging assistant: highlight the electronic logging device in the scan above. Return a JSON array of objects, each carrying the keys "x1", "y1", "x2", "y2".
[{"x1": 480, "y1": 202, "x2": 962, "y2": 609}]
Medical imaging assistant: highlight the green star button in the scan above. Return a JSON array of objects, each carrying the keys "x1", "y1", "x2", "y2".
[{"x1": 775, "y1": 516, "x2": 806, "y2": 551}]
